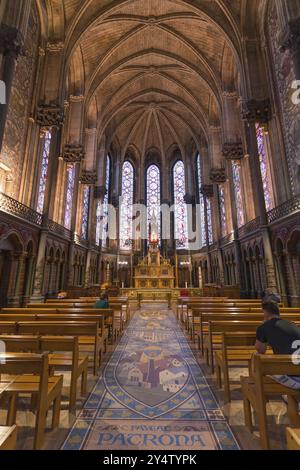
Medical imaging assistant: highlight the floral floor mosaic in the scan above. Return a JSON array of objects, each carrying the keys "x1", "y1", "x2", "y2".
[{"x1": 62, "y1": 304, "x2": 240, "y2": 450}]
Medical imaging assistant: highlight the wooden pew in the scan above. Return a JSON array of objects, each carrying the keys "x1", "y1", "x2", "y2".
[
  {"x1": 241, "y1": 354, "x2": 300, "y2": 450},
  {"x1": 0, "y1": 353, "x2": 63, "y2": 450},
  {"x1": 0, "y1": 335, "x2": 88, "y2": 413},
  {"x1": 203, "y1": 320, "x2": 261, "y2": 372},
  {"x1": 0, "y1": 425, "x2": 17, "y2": 450},
  {"x1": 215, "y1": 332, "x2": 262, "y2": 402},
  {"x1": 1, "y1": 308, "x2": 116, "y2": 343},
  {"x1": 14, "y1": 322, "x2": 101, "y2": 376},
  {"x1": 286, "y1": 427, "x2": 300, "y2": 450}
]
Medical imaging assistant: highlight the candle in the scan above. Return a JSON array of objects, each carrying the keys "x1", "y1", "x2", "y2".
[
  {"x1": 185, "y1": 282, "x2": 188, "y2": 289},
  {"x1": 122, "y1": 282, "x2": 124, "y2": 289}
]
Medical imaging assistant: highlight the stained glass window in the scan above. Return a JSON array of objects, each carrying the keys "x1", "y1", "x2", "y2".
[
  {"x1": 95, "y1": 156, "x2": 111, "y2": 246},
  {"x1": 64, "y1": 164, "x2": 76, "y2": 230},
  {"x1": 232, "y1": 160, "x2": 245, "y2": 227},
  {"x1": 37, "y1": 129, "x2": 52, "y2": 214},
  {"x1": 196, "y1": 154, "x2": 207, "y2": 247},
  {"x1": 95, "y1": 201, "x2": 102, "y2": 246},
  {"x1": 218, "y1": 185, "x2": 227, "y2": 236},
  {"x1": 120, "y1": 161, "x2": 134, "y2": 250},
  {"x1": 173, "y1": 160, "x2": 188, "y2": 249},
  {"x1": 206, "y1": 198, "x2": 213, "y2": 245},
  {"x1": 81, "y1": 185, "x2": 90, "y2": 240},
  {"x1": 256, "y1": 124, "x2": 274, "y2": 212},
  {"x1": 146, "y1": 165, "x2": 161, "y2": 242}
]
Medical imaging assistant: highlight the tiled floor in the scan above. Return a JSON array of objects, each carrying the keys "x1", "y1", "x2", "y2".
[{"x1": 0, "y1": 303, "x2": 291, "y2": 450}]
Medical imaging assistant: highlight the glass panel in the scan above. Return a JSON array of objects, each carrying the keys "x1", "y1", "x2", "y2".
[
  {"x1": 173, "y1": 160, "x2": 188, "y2": 249},
  {"x1": 196, "y1": 154, "x2": 207, "y2": 247},
  {"x1": 81, "y1": 185, "x2": 90, "y2": 240},
  {"x1": 120, "y1": 161, "x2": 134, "y2": 249},
  {"x1": 256, "y1": 124, "x2": 274, "y2": 212},
  {"x1": 218, "y1": 184, "x2": 227, "y2": 236},
  {"x1": 232, "y1": 160, "x2": 245, "y2": 227},
  {"x1": 37, "y1": 129, "x2": 52, "y2": 214},
  {"x1": 64, "y1": 164, "x2": 76, "y2": 230},
  {"x1": 95, "y1": 156, "x2": 111, "y2": 246},
  {"x1": 146, "y1": 164, "x2": 161, "y2": 243},
  {"x1": 207, "y1": 198, "x2": 213, "y2": 245}
]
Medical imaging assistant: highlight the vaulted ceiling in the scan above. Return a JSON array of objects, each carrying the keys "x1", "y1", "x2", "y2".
[{"x1": 44, "y1": 0, "x2": 264, "y2": 160}]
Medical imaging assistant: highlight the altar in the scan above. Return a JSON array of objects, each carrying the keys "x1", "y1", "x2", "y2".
[{"x1": 134, "y1": 245, "x2": 175, "y2": 289}]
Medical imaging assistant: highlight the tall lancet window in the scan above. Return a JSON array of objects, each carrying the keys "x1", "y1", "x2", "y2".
[
  {"x1": 196, "y1": 154, "x2": 207, "y2": 247},
  {"x1": 96, "y1": 156, "x2": 111, "y2": 246},
  {"x1": 207, "y1": 198, "x2": 213, "y2": 245},
  {"x1": 255, "y1": 124, "x2": 274, "y2": 212},
  {"x1": 120, "y1": 161, "x2": 134, "y2": 250},
  {"x1": 146, "y1": 165, "x2": 161, "y2": 242},
  {"x1": 37, "y1": 129, "x2": 52, "y2": 214},
  {"x1": 81, "y1": 185, "x2": 90, "y2": 240},
  {"x1": 173, "y1": 160, "x2": 188, "y2": 249},
  {"x1": 218, "y1": 185, "x2": 227, "y2": 237},
  {"x1": 232, "y1": 160, "x2": 245, "y2": 227},
  {"x1": 64, "y1": 164, "x2": 76, "y2": 230}
]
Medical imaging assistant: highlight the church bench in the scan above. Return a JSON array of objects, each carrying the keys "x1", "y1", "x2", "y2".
[
  {"x1": 1, "y1": 308, "x2": 116, "y2": 344},
  {"x1": 0, "y1": 425, "x2": 17, "y2": 450},
  {"x1": 182, "y1": 301, "x2": 263, "y2": 328},
  {"x1": 0, "y1": 353, "x2": 63, "y2": 450},
  {"x1": 215, "y1": 332, "x2": 267, "y2": 402},
  {"x1": 203, "y1": 316, "x2": 300, "y2": 372},
  {"x1": 192, "y1": 309, "x2": 300, "y2": 350},
  {"x1": 203, "y1": 320, "x2": 263, "y2": 373},
  {"x1": 286, "y1": 427, "x2": 300, "y2": 450},
  {"x1": 241, "y1": 354, "x2": 300, "y2": 450},
  {"x1": 15, "y1": 322, "x2": 102, "y2": 376},
  {"x1": 0, "y1": 335, "x2": 89, "y2": 413}
]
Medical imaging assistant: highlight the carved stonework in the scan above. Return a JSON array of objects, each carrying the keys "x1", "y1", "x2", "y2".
[
  {"x1": 36, "y1": 104, "x2": 64, "y2": 128},
  {"x1": 0, "y1": 24, "x2": 24, "y2": 58},
  {"x1": 241, "y1": 99, "x2": 272, "y2": 124},
  {"x1": 46, "y1": 42, "x2": 64, "y2": 54},
  {"x1": 63, "y1": 143, "x2": 85, "y2": 163},
  {"x1": 222, "y1": 141, "x2": 244, "y2": 160},
  {"x1": 80, "y1": 170, "x2": 97, "y2": 185},
  {"x1": 200, "y1": 184, "x2": 214, "y2": 198},
  {"x1": 210, "y1": 168, "x2": 227, "y2": 183},
  {"x1": 94, "y1": 185, "x2": 107, "y2": 201},
  {"x1": 280, "y1": 18, "x2": 300, "y2": 54}
]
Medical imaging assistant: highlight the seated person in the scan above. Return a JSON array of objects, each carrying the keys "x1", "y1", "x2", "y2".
[
  {"x1": 255, "y1": 302, "x2": 300, "y2": 390},
  {"x1": 261, "y1": 288, "x2": 281, "y2": 304},
  {"x1": 94, "y1": 293, "x2": 109, "y2": 309}
]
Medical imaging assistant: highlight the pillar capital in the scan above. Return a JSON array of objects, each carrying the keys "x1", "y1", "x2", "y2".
[
  {"x1": 222, "y1": 141, "x2": 244, "y2": 160},
  {"x1": 280, "y1": 18, "x2": 300, "y2": 54},
  {"x1": 209, "y1": 167, "x2": 227, "y2": 183},
  {"x1": 80, "y1": 170, "x2": 97, "y2": 185},
  {"x1": 36, "y1": 104, "x2": 64, "y2": 128},
  {"x1": 241, "y1": 99, "x2": 272, "y2": 124},
  {"x1": 0, "y1": 24, "x2": 24, "y2": 58},
  {"x1": 46, "y1": 41, "x2": 64, "y2": 54},
  {"x1": 63, "y1": 143, "x2": 85, "y2": 163}
]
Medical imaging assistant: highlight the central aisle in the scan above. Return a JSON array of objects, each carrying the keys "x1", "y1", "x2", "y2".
[{"x1": 63, "y1": 304, "x2": 239, "y2": 450}]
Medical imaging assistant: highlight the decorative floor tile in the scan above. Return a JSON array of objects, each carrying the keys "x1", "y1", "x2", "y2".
[{"x1": 62, "y1": 304, "x2": 240, "y2": 450}]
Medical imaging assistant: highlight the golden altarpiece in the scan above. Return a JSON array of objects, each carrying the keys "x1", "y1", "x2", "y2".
[{"x1": 134, "y1": 243, "x2": 175, "y2": 289}]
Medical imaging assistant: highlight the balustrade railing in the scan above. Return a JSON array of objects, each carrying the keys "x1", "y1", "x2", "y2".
[
  {"x1": 238, "y1": 216, "x2": 261, "y2": 239},
  {"x1": 267, "y1": 194, "x2": 300, "y2": 224},
  {"x1": 0, "y1": 192, "x2": 43, "y2": 225}
]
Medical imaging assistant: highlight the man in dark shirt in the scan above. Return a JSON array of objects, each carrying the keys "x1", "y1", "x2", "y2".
[{"x1": 255, "y1": 302, "x2": 300, "y2": 390}]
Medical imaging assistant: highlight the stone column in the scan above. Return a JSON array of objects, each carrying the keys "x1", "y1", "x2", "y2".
[
  {"x1": 30, "y1": 230, "x2": 48, "y2": 301},
  {"x1": 210, "y1": 168, "x2": 227, "y2": 285},
  {"x1": 241, "y1": 99, "x2": 278, "y2": 290},
  {"x1": 0, "y1": 24, "x2": 24, "y2": 152},
  {"x1": 200, "y1": 184, "x2": 214, "y2": 283}
]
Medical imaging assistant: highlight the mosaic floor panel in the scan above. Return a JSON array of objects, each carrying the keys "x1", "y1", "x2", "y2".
[{"x1": 62, "y1": 305, "x2": 240, "y2": 450}]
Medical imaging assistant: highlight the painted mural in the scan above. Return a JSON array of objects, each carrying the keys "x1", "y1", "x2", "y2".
[
  {"x1": 268, "y1": 3, "x2": 300, "y2": 194},
  {"x1": 0, "y1": 0, "x2": 39, "y2": 199}
]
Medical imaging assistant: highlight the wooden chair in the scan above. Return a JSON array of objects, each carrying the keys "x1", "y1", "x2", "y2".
[
  {"x1": 0, "y1": 425, "x2": 17, "y2": 450},
  {"x1": 241, "y1": 354, "x2": 300, "y2": 450},
  {"x1": 0, "y1": 353, "x2": 63, "y2": 450},
  {"x1": 286, "y1": 427, "x2": 300, "y2": 450}
]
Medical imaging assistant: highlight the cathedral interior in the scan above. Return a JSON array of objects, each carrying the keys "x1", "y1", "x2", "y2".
[{"x1": 0, "y1": 0, "x2": 300, "y2": 454}]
